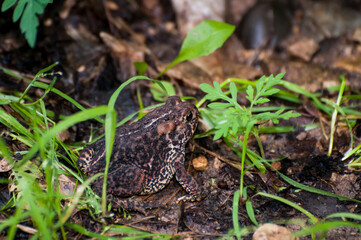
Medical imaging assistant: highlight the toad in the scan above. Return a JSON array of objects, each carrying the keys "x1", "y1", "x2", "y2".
[{"x1": 77, "y1": 96, "x2": 201, "y2": 211}]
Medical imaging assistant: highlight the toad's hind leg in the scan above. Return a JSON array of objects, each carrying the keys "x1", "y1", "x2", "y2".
[
  {"x1": 92, "y1": 165, "x2": 146, "y2": 197},
  {"x1": 109, "y1": 165, "x2": 147, "y2": 196},
  {"x1": 103, "y1": 166, "x2": 160, "y2": 214}
]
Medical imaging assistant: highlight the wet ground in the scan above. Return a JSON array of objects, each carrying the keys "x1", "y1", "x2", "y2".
[{"x1": 1, "y1": 0, "x2": 361, "y2": 239}]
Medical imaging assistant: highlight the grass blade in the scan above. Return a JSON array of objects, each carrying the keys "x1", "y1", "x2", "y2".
[{"x1": 257, "y1": 192, "x2": 318, "y2": 223}]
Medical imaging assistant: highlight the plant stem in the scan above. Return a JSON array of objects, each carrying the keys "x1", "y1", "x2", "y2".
[
  {"x1": 253, "y1": 128, "x2": 265, "y2": 159},
  {"x1": 328, "y1": 76, "x2": 345, "y2": 156}
]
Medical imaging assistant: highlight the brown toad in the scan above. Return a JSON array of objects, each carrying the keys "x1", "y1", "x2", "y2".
[{"x1": 77, "y1": 96, "x2": 201, "y2": 211}]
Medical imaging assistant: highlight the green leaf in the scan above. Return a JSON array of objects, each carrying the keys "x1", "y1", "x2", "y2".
[
  {"x1": 134, "y1": 61, "x2": 148, "y2": 75},
  {"x1": 326, "y1": 212, "x2": 361, "y2": 221},
  {"x1": 264, "y1": 76, "x2": 279, "y2": 89},
  {"x1": 269, "y1": 165, "x2": 361, "y2": 204},
  {"x1": 38, "y1": 0, "x2": 52, "y2": 4},
  {"x1": 149, "y1": 81, "x2": 176, "y2": 101},
  {"x1": 245, "y1": 85, "x2": 254, "y2": 103},
  {"x1": 229, "y1": 82, "x2": 237, "y2": 101},
  {"x1": 201, "y1": 81, "x2": 231, "y2": 103},
  {"x1": 1, "y1": 0, "x2": 17, "y2": 12},
  {"x1": 10, "y1": 0, "x2": 52, "y2": 47},
  {"x1": 213, "y1": 129, "x2": 224, "y2": 140},
  {"x1": 262, "y1": 88, "x2": 280, "y2": 96},
  {"x1": 214, "y1": 120, "x2": 231, "y2": 140},
  {"x1": 231, "y1": 115, "x2": 241, "y2": 134},
  {"x1": 20, "y1": 2, "x2": 40, "y2": 47},
  {"x1": 0, "y1": 108, "x2": 34, "y2": 140},
  {"x1": 232, "y1": 190, "x2": 242, "y2": 239},
  {"x1": 255, "y1": 75, "x2": 266, "y2": 94},
  {"x1": 279, "y1": 110, "x2": 301, "y2": 119},
  {"x1": 13, "y1": 0, "x2": 26, "y2": 22},
  {"x1": 33, "y1": 1, "x2": 45, "y2": 14},
  {"x1": 178, "y1": 20, "x2": 235, "y2": 62},
  {"x1": 258, "y1": 192, "x2": 318, "y2": 223},
  {"x1": 212, "y1": 81, "x2": 221, "y2": 91},
  {"x1": 273, "y1": 72, "x2": 285, "y2": 82},
  {"x1": 245, "y1": 200, "x2": 258, "y2": 226},
  {"x1": 254, "y1": 97, "x2": 269, "y2": 105},
  {"x1": 208, "y1": 102, "x2": 233, "y2": 109},
  {"x1": 294, "y1": 221, "x2": 361, "y2": 237},
  {"x1": 66, "y1": 223, "x2": 117, "y2": 240},
  {"x1": 159, "y1": 20, "x2": 235, "y2": 76},
  {"x1": 199, "y1": 83, "x2": 214, "y2": 94}
]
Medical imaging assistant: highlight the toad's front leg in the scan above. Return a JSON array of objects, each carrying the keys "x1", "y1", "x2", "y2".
[{"x1": 174, "y1": 155, "x2": 201, "y2": 203}]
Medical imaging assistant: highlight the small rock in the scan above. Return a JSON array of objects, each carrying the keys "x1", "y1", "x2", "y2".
[
  {"x1": 253, "y1": 223, "x2": 297, "y2": 240},
  {"x1": 288, "y1": 35, "x2": 318, "y2": 61},
  {"x1": 212, "y1": 157, "x2": 223, "y2": 170},
  {"x1": 270, "y1": 161, "x2": 282, "y2": 171},
  {"x1": 295, "y1": 132, "x2": 307, "y2": 141},
  {"x1": 351, "y1": 26, "x2": 361, "y2": 43},
  {"x1": 330, "y1": 173, "x2": 359, "y2": 199},
  {"x1": 57, "y1": 130, "x2": 71, "y2": 142},
  {"x1": 0, "y1": 158, "x2": 12, "y2": 172},
  {"x1": 58, "y1": 174, "x2": 76, "y2": 196},
  {"x1": 192, "y1": 155, "x2": 208, "y2": 171}
]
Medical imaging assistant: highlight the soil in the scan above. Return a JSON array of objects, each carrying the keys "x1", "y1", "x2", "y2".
[{"x1": 1, "y1": 0, "x2": 361, "y2": 239}]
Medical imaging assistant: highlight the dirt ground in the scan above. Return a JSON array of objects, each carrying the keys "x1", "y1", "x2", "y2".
[{"x1": 1, "y1": 0, "x2": 361, "y2": 239}]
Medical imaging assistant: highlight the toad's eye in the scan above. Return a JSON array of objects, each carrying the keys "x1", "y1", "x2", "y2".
[{"x1": 186, "y1": 112, "x2": 193, "y2": 122}]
